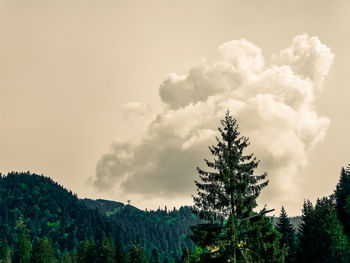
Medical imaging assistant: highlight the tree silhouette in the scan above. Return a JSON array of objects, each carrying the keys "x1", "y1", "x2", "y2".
[
  {"x1": 297, "y1": 198, "x2": 348, "y2": 262},
  {"x1": 276, "y1": 206, "x2": 295, "y2": 262},
  {"x1": 335, "y1": 165, "x2": 350, "y2": 235},
  {"x1": 191, "y1": 111, "x2": 269, "y2": 262}
]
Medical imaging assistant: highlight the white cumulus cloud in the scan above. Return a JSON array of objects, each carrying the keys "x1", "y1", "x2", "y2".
[{"x1": 93, "y1": 34, "x2": 333, "y2": 214}]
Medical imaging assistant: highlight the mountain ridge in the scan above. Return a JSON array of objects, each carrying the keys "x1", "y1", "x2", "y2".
[{"x1": 0, "y1": 172, "x2": 200, "y2": 260}]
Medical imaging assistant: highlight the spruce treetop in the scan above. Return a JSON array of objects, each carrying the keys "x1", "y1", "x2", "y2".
[
  {"x1": 193, "y1": 110, "x2": 268, "y2": 222},
  {"x1": 276, "y1": 206, "x2": 295, "y2": 248}
]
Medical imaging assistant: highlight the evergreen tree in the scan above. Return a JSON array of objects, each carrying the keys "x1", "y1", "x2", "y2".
[
  {"x1": 335, "y1": 165, "x2": 350, "y2": 235},
  {"x1": 30, "y1": 237, "x2": 56, "y2": 263},
  {"x1": 297, "y1": 200, "x2": 313, "y2": 249},
  {"x1": 59, "y1": 250, "x2": 77, "y2": 263},
  {"x1": 276, "y1": 206, "x2": 296, "y2": 262},
  {"x1": 13, "y1": 230, "x2": 32, "y2": 263},
  {"x1": 77, "y1": 240, "x2": 96, "y2": 263},
  {"x1": 191, "y1": 111, "x2": 269, "y2": 262},
  {"x1": 187, "y1": 247, "x2": 203, "y2": 263},
  {"x1": 245, "y1": 216, "x2": 286, "y2": 263},
  {"x1": 128, "y1": 246, "x2": 148, "y2": 263},
  {"x1": 97, "y1": 236, "x2": 115, "y2": 263},
  {"x1": 297, "y1": 198, "x2": 349, "y2": 263}
]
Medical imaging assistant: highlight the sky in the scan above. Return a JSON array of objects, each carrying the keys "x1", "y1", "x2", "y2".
[{"x1": 1, "y1": 0, "x2": 350, "y2": 216}]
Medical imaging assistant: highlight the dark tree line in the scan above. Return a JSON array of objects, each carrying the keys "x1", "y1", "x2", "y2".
[
  {"x1": 82, "y1": 199, "x2": 200, "y2": 260},
  {"x1": 0, "y1": 172, "x2": 200, "y2": 262},
  {"x1": 189, "y1": 111, "x2": 350, "y2": 262},
  {"x1": 0, "y1": 232, "x2": 155, "y2": 263},
  {"x1": 274, "y1": 165, "x2": 350, "y2": 263},
  {"x1": 0, "y1": 172, "x2": 123, "y2": 252}
]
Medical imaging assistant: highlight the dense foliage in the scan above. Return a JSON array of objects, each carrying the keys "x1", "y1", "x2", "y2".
[
  {"x1": 82, "y1": 199, "x2": 200, "y2": 260},
  {"x1": 0, "y1": 172, "x2": 122, "y2": 252},
  {"x1": 0, "y1": 172, "x2": 199, "y2": 262},
  {"x1": 297, "y1": 197, "x2": 349, "y2": 262}
]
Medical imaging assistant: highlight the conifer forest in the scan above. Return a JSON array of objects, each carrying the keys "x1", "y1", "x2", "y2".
[{"x1": 1, "y1": 112, "x2": 350, "y2": 262}]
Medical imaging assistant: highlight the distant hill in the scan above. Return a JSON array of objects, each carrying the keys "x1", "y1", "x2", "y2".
[
  {"x1": 81, "y1": 198, "x2": 126, "y2": 216},
  {"x1": 0, "y1": 172, "x2": 123, "y2": 252},
  {"x1": 81, "y1": 198, "x2": 200, "y2": 260},
  {"x1": 0, "y1": 172, "x2": 200, "y2": 260}
]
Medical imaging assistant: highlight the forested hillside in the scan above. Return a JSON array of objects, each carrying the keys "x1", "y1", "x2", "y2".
[
  {"x1": 0, "y1": 172, "x2": 199, "y2": 262},
  {"x1": 2, "y1": 165, "x2": 350, "y2": 262},
  {"x1": 0, "y1": 172, "x2": 123, "y2": 251},
  {"x1": 82, "y1": 199, "x2": 199, "y2": 259}
]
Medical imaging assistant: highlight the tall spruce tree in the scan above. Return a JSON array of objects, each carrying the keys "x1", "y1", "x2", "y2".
[
  {"x1": 335, "y1": 165, "x2": 350, "y2": 235},
  {"x1": 276, "y1": 207, "x2": 295, "y2": 247},
  {"x1": 191, "y1": 111, "x2": 269, "y2": 262},
  {"x1": 296, "y1": 200, "x2": 314, "y2": 263},
  {"x1": 276, "y1": 207, "x2": 295, "y2": 262}
]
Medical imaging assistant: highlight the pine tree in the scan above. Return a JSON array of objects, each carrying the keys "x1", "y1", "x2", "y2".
[
  {"x1": 30, "y1": 237, "x2": 56, "y2": 263},
  {"x1": 296, "y1": 200, "x2": 314, "y2": 262},
  {"x1": 77, "y1": 240, "x2": 96, "y2": 263},
  {"x1": 296, "y1": 201, "x2": 310, "y2": 263},
  {"x1": 13, "y1": 230, "x2": 32, "y2": 263},
  {"x1": 276, "y1": 207, "x2": 295, "y2": 262},
  {"x1": 191, "y1": 111, "x2": 269, "y2": 262},
  {"x1": 59, "y1": 250, "x2": 77, "y2": 263},
  {"x1": 97, "y1": 236, "x2": 115, "y2": 263},
  {"x1": 245, "y1": 216, "x2": 286, "y2": 263},
  {"x1": 297, "y1": 198, "x2": 349, "y2": 263},
  {"x1": 128, "y1": 246, "x2": 148, "y2": 263},
  {"x1": 335, "y1": 166, "x2": 350, "y2": 235}
]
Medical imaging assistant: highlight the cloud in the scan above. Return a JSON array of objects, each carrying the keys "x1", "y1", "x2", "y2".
[
  {"x1": 277, "y1": 33, "x2": 334, "y2": 88},
  {"x1": 93, "y1": 34, "x2": 333, "y2": 213},
  {"x1": 120, "y1": 102, "x2": 152, "y2": 118}
]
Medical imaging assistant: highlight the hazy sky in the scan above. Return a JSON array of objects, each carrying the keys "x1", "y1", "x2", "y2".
[{"x1": 1, "y1": 0, "x2": 350, "y2": 215}]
